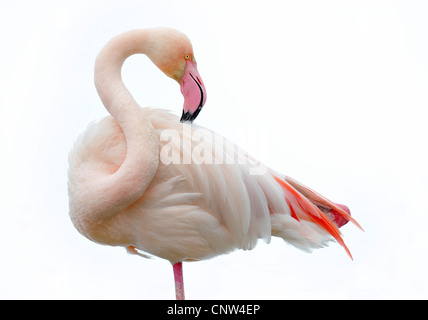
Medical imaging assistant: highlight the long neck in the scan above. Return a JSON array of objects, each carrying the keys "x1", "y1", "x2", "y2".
[
  {"x1": 87, "y1": 30, "x2": 159, "y2": 225},
  {"x1": 95, "y1": 30, "x2": 153, "y2": 124}
]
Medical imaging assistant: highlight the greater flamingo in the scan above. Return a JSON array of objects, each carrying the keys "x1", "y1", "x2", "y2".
[{"x1": 68, "y1": 27, "x2": 362, "y2": 300}]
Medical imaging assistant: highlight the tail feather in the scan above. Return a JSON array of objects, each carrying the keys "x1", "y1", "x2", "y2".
[
  {"x1": 273, "y1": 175, "x2": 354, "y2": 259},
  {"x1": 284, "y1": 176, "x2": 363, "y2": 231}
]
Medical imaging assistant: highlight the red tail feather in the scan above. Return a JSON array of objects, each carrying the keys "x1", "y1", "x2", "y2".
[
  {"x1": 284, "y1": 175, "x2": 363, "y2": 231},
  {"x1": 273, "y1": 175, "x2": 354, "y2": 259}
]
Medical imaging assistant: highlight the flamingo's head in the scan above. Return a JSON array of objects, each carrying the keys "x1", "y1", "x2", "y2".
[{"x1": 145, "y1": 28, "x2": 207, "y2": 123}]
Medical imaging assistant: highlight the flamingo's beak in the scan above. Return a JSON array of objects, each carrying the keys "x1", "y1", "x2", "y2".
[{"x1": 180, "y1": 60, "x2": 207, "y2": 123}]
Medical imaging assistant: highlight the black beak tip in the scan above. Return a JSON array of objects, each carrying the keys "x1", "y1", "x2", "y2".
[
  {"x1": 180, "y1": 111, "x2": 195, "y2": 123},
  {"x1": 180, "y1": 107, "x2": 202, "y2": 123}
]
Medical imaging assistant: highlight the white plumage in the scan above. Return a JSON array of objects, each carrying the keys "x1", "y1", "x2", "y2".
[{"x1": 69, "y1": 108, "x2": 356, "y2": 260}]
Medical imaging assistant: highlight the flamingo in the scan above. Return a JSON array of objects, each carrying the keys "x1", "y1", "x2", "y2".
[{"x1": 68, "y1": 27, "x2": 362, "y2": 300}]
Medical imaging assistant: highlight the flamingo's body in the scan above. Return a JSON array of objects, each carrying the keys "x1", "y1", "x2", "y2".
[{"x1": 68, "y1": 28, "x2": 361, "y2": 299}]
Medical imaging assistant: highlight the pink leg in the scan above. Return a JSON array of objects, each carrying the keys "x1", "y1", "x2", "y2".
[{"x1": 173, "y1": 262, "x2": 185, "y2": 300}]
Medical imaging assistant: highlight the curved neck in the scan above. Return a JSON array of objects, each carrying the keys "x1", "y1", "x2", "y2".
[
  {"x1": 95, "y1": 30, "x2": 151, "y2": 120},
  {"x1": 89, "y1": 30, "x2": 159, "y2": 224}
]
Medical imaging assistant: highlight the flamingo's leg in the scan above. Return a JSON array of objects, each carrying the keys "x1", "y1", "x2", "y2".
[{"x1": 173, "y1": 262, "x2": 185, "y2": 300}]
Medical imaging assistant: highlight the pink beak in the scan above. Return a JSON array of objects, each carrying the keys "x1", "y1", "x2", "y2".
[{"x1": 180, "y1": 60, "x2": 207, "y2": 122}]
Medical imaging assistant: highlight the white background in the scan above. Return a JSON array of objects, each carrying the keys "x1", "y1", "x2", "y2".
[{"x1": 1, "y1": 0, "x2": 427, "y2": 299}]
